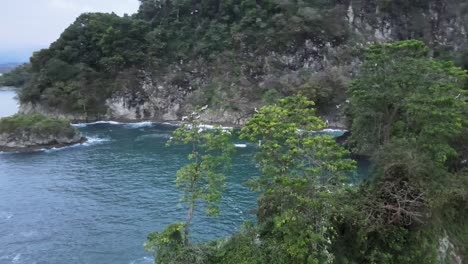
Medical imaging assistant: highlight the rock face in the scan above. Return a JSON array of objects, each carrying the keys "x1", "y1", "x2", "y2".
[
  {"x1": 18, "y1": 0, "x2": 468, "y2": 128},
  {"x1": 0, "y1": 114, "x2": 86, "y2": 152},
  {"x1": 0, "y1": 130, "x2": 85, "y2": 150}
]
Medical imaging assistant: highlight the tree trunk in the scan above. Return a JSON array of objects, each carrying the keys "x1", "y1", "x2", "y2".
[{"x1": 185, "y1": 202, "x2": 194, "y2": 243}]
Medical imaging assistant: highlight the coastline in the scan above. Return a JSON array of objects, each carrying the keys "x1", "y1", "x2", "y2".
[
  {"x1": 71, "y1": 119, "x2": 348, "y2": 131},
  {"x1": 0, "y1": 137, "x2": 87, "y2": 153}
]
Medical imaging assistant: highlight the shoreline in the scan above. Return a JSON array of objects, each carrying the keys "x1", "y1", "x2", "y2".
[
  {"x1": 71, "y1": 119, "x2": 348, "y2": 131},
  {"x1": 0, "y1": 137, "x2": 87, "y2": 153}
]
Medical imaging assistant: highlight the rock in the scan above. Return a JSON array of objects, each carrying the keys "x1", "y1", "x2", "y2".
[
  {"x1": 438, "y1": 232, "x2": 463, "y2": 264},
  {"x1": 0, "y1": 114, "x2": 86, "y2": 152}
]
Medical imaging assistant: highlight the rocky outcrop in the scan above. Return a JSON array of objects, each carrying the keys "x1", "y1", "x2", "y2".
[
  {"x1": 19, "y1": 102, "x2": 95, "y2": 122},
  {"x1": 0, "y1": 131, "x2": 85, "y2": 152},
  {"x1": 0, "y1": 114, "x2": 86, "y2": 152}
]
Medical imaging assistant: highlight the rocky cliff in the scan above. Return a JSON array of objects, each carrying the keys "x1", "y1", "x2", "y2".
[{"x1": 18, "y1": 0, "x2": 468, "y2": 127}]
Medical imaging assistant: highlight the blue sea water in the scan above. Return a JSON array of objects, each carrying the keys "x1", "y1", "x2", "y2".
[{"x1": 0, "y1": 90, "x2": 365, "y2": 264}]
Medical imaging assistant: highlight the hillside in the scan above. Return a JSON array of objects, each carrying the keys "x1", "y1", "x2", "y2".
[{"x1": 15, "y1": 0, "x2": 468, "y2": 125}]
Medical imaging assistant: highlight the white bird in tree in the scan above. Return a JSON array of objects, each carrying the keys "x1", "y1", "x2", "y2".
[
  {"x1": 254, "y1": 107, "x2": 259, "y2": 113},
  {"x1": 201, "y1": 105, "x2": 209, "y2": 111}
]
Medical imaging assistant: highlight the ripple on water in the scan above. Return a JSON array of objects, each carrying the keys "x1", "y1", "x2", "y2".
[
  {"x1": 0, "y1": 124, "x2": 259, "y2": 264},
  {"x1": 0, "y1": 211, "x2": 13, "y2": 221}
]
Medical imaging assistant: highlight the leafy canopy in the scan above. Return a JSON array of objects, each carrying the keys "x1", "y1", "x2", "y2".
[
  {"x1": 349, "y1": 40, "x2": 468, "y2": 162},
  {"x1": 240, "y1": 95, "x2": 356, "y2": 263}
]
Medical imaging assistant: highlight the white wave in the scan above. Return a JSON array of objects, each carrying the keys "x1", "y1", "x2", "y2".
[
  {"x1": 185, "y1": 124, "x2": 233, "y2": 132},
  {"x1": 135, "y1": 133, "x2": 171, "y2": 141},
  {"x1": 129, "y1": 256, "x2": 153, "y2": 264},
  {"x1": 81, "y1": 136, "x2": 111, "y2": 146},
  {"x1": 320, "y1": 128, "x2": 347, "y2": 133},
  {"x1": 0, "y1": 211, "x2": 13, "y2": 221},
  {"x1": 162, "y1": 122, "x2": 180, "y2": 127},
  {"x1": 124, "y1": 122, "x2": 154, "y2": 128},
  {"x1": 1, "y1": 137, "x2": 110, "y2": 154},
  {"x1": 72, "y1": 121, "x2": 123, "y2": 127},
  {"x1": 234, "y1": 144, "x2": 247, "y2": 148},
  {"x1": 198, "y1": 124, "x2": 233, "y2": 131},
  {"x1": 43, "y1": 137, "x2": 110, "y2": 153},
  {"x1": 12, "y1": 254, "x2": 21, "y2": 263},
  {"x1": 73, "y1": 121, "x2": 157, "y2": 129}
]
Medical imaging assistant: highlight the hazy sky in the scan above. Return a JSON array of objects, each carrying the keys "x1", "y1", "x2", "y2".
[{"x1": 0, "y1": 0, "x2": 140, "y2": 62}]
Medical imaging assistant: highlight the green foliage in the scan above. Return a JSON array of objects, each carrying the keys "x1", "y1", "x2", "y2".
[
  {"x1": 168, "y1": 117, "x2": 235, "y2": 225},
  {"x1": 339, "y1": 40, "x2": 468, "y2": 264},
  {"x1": 0, "y1": 64, "x2": 31, "y2": 87},
  {"x1": 146, "y1": 111, "x2": 235, "y2": 262},
  {"x1": 349, "y1": 40, "x2": 468, "y2": 160},
  {"x1": 0, "y1": 114, "x2": 77, "y2": 137},
  {"x1": 20, "y1": 13, "x2": 150, "y2": 115},
  {"x1": 240, "y1": 96, "x2": 356, "y2": 263},
  {"x1": 145, "y1": 222, "x2": 189, "y2": 263}
]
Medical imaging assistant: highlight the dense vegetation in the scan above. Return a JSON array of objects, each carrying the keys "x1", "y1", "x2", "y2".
[
  {"x1": 146, "y1": 41, "x2": 467, "y2": 263},
  {"x1": 0, "y1": 114, "x2": 78, "y2": 138},
  {"x1": 2, "y1": 0, "x2": 467, "y2": 260},
  {"x1": 0, "y1": 64, "x2": 31, "y2": 87},
  {"x1": 11, "y1": 0, "x2": 468, "y2": 119}
]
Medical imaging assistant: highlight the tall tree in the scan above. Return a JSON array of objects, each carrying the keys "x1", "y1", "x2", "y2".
[
  {"x1": 146, "y1": 111, "x2": 234, "y2": 263},
  {"x1": 240, "y1": 96, "x2": 356, "y2": 263}
]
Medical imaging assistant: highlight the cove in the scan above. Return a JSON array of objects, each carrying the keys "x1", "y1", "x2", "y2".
[
  {"x1": 0, "y1": 90, "x2": 367, "y2": 264},
  {"x1": 0, "y1": 122, "x2": 258, "y2": 264}
]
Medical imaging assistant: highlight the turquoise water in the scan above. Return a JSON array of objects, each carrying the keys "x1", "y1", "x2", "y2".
[
  {"x1": 0, "y1": 90, "x2": 365, "y2": 264},
  {"x1": 0, "y1": 122, "x2": 259, "y2": 264}
]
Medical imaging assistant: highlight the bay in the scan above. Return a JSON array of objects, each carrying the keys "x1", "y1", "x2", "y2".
[{"x1": 0, "y1": 90, "x2": 366, "y2": 264}]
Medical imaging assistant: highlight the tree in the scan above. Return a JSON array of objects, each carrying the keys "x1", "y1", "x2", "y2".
[
  {"x1": 146, "y1": 111, "x2": 235, "y2": 261},
  {"x1": 348, "y1": 40, "x2": 467, "y2": 162},
  {"x1": 336, "y1": 40, "x2": 468, "y2": 263},
  {"x1": 0, "y1": 64, "x2": 31, "y2": 88},
  {"x1": 240, "y1": 96, "x2": 356, "y2": 263}
]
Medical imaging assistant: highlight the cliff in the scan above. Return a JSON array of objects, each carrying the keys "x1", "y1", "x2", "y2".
[{"x1": 17, "y1": 0, "x2": 468, "y2": 127}]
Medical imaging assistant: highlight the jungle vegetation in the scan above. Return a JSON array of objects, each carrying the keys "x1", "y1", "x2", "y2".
[
  {"x1": 6, "y1": 0, "x2": 468, "y2": 118},
  {"x1": 145, "y1": 41, "x2": 467, "y2": 263}
]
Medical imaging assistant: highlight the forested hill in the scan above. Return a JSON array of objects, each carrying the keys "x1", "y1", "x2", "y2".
[{"x1": 11, "y1": 0, "x2": 468, "y2": 123}]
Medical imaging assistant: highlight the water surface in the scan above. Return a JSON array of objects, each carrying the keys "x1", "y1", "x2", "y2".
[
  {"x1": 0, "y1": 123, "x2": 258, "y2": 264},
  {"x1": 0, "y1": 88, "x2": 18, "y2": 117},
  {"x1": 0, "y1": 90, "x2": 366, "y2": 264}
]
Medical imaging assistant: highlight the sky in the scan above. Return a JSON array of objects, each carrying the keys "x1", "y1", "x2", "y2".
[{"x1": 0, "y1": 0, "x2": 140, "y2": 63}]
